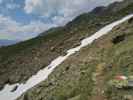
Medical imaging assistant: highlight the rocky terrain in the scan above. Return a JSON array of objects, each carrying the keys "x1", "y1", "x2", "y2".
[
  {"x1": 0, "y1": 0, "x2": 133, "y2": 97},
  {"x1": 17, "y1": 13, "x2": 133, "y2": 100}
]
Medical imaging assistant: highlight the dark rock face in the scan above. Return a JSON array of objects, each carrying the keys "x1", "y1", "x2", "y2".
[
  {"x1": 0, "y1": 85, "x2": 4, "y2": 90},
  {"x1": 112, "y1": 34, "x2": 126, "y2": 44},
  {"x1": 91, "y1": 6, "x2": 105, "y2": 14},
  {"x1": 128, "y1": 18, "x2": 133, "y2": 23}
]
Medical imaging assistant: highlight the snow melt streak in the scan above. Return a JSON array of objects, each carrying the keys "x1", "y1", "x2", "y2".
[{"x1": 0, "y1": 14, "x2": 133, "y2": 100}]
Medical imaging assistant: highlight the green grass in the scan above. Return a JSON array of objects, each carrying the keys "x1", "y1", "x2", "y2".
[
  {"x1": 1, "y1": 1, "x2": 133, "y2": 99},
  {"x1": 17, "y1": 10, "x2": 133, "y2": 100}
]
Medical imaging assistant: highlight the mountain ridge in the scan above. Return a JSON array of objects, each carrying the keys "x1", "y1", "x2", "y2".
[{"x1": 0, "y1": 0, "x2": 133, "y2": 93}]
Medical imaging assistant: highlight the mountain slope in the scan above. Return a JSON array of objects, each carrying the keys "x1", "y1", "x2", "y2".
[
  {"x1": 17, "y1": 14, "x2": 133, "y2": 100},
  {"x1": 0, "y1": 0, "x2": 133, "y2": 90},
  {"x1": 91, "y1": 0, "x2": 133, "y2": 14},
  {"x1": 0, "y1": 14, "x2": 115, "y2": 90}
]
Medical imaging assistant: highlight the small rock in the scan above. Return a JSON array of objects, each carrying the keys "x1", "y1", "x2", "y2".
[
  {"x1": 45, "y1": 82, "x2": 53, "y2": 87},
  {"x1": 73, "y1": 42, "x2": 81, "y2": 47},
  {"x1": 112, "y1": 34, "x2": 126, "y2": 44},
  {"x1": 50, "y1": 46, "x2": 55, "y2": 52},
  {"x1": 124, "y1": 95, "x2": 132, "y2": 100},
  {"x1": 79, "y1": 37, "x2": 85, "y2": 41},
  {"x1": 0, "y1": 85, "x2": 4, "y2": 91},
  {"x1": 108, "y1": 64, "x2": 113, "y2": 69},
  {"x1": 95, "y1": 23, "x2": 102, "y2": 26},
  {"x1": 49, "y1": 82, "x2": 53, "y2": 86},
  {"x1": 65, "y1": 67, "x2": 70, "y2": 71},
  {"x1": 11, "y1": 85, "x2": 18, "y2": 92},
  {"x1": 81, "y1": 71, "x2": 86, "y2": 75},
  {"x1": 101, "y1": 90, "x2": 105, "y2": 94}
]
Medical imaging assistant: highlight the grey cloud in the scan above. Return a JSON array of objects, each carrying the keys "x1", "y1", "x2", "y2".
[
  {"x1": 0, "y1": 15, "x2": 56, "y2": 40},
  {"x1": 24, "y1": 0, "x2": 123, "y2": 25}
]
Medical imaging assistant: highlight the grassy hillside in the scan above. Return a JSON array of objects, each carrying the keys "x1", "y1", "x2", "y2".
[
  {"x1": 18, "y1": 14, "x2": 133, "y2": 100},
  {"x1": 0, "y1": 14, "x2": 117, "y2": 90},
  {"x1": 0, "y1": 0, "x2": 133, "y2": 90}
]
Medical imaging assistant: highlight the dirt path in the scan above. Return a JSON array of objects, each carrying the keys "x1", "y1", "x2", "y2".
[{"x1": 91, "y1": 63, "x2": 106, "y2": 100}]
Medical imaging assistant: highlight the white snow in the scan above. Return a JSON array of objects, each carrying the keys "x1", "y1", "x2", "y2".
[{"x1": 0, "y1": 14, "x2": 133, "y2": 100}]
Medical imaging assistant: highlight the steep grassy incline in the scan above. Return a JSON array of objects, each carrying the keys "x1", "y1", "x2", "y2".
[
  {"x1": 0, "y1": 14, "x2": 117, "y2": 90},
  {"x1": 0, "y1": 0, "x2": 133, "y2": 90},
  {"x1": 18, "y1": 15, "x2": 133, "y2": 100}
]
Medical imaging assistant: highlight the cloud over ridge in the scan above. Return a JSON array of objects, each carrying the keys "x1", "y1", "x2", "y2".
[
  {"x1": 24, "y1": 0, "x2": 122, "y2": 25},
  {"x1": 0, "y1": 0, "x2": 123, "y2": 40}
]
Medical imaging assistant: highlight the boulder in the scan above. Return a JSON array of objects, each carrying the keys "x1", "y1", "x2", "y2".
[{"x1": 112, "y1": 34, "x2": 125, "y2": 44}]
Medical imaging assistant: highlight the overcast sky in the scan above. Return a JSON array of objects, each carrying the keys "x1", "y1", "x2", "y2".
[{"x1": 0, "y1": 0, "x2": 123, "y2": 40}]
